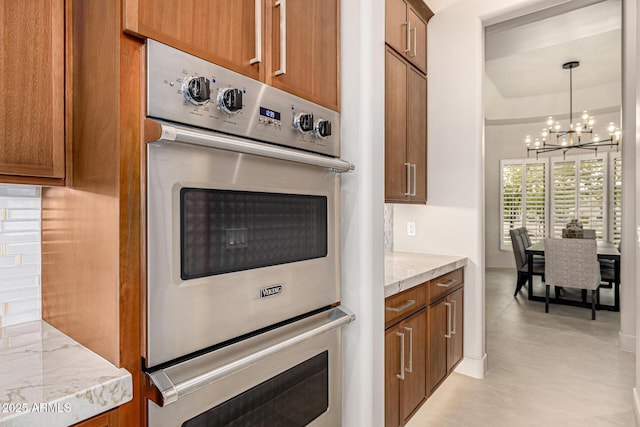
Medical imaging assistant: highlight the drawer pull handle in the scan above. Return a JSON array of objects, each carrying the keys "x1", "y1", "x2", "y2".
[
  {"x1": 386, "y1": 299, "x2": 416, "y2": 313},
  {"x1": 436, "y1": 279, "x2": 458, "y2": 288},
  {"x1": 396, "y1": 332, "x2": 405, "y2": 380},
  {"x1": 250, "y1": 0, "x2": 262, "y2": 64},
  {"x1": 404, "y1": 326, "x2": 413, "y2": 373},
  {"x1": 444, "y1": 302, "x2": 452, "y2": 338}
]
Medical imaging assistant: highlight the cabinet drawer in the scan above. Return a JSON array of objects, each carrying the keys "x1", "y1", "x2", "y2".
[
  {"x1": 427, "y1": 268, "x2": 463, "y2": 304},
  {"x1": 385, "y1": 285, "x2": 426, "y2": 327}
]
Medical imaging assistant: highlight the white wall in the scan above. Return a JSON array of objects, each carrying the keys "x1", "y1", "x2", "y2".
[{"x1": 340, "y1": 0, "x2": 386, "y2": 425}]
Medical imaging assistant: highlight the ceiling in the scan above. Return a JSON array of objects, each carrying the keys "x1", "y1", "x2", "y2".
[{"x1": 484, "y1": 0, "x2": 621, "y2": 100}]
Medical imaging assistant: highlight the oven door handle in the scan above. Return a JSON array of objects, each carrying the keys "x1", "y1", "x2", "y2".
[
  {"x1": 145, "y1": 119, "x2": 355, "y2": 173},
  {"x1": 147, "y1": 305, "x2": 356, "y2": 407}
]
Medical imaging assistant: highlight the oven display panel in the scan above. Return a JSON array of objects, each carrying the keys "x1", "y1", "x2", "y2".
[{"x1": 260, "y1": 107, "x2": 281, "y2": 121}]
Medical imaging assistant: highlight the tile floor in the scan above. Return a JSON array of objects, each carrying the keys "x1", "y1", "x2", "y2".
[{"x1": 405, "y1": 268, "x2": 636, "y2": 427}]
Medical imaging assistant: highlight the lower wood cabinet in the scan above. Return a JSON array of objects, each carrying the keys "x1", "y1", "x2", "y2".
[
  {"x1": 72, "y1": 408, "x2": 119, "y2": 427},
  {"x1": 427, "y1": 287, "x2": 463, "y2": 393},
  {"x1": 385, "y1": 267, "x2": 464, "y2": 427},
  {"x1": 385, "y1": 308, "x2": 427, "y2": 427}
]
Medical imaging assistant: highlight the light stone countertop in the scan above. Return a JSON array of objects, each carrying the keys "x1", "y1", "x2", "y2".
[
  {"x1": 385, "y1": 252, "x2": 468, "y2": 298},
  {"x1": 0, "y1": 320, "x2": 132, "y2": 427}
]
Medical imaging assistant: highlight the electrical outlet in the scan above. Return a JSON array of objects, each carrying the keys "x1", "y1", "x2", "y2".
[{"x1": 407, "y1": 221, "x2": 416, "y2": 236}]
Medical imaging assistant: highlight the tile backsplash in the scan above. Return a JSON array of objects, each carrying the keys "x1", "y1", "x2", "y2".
[
  {"x1": 0, "y1": 185, "x2": 41, "y2": 327},
  {"x1": 384, "y1": 204, "x2": 394, "y2": 253}
]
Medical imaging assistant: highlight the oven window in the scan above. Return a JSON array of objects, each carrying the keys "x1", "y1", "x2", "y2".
[
  {"x1": 181, "y1": 188, "x2": 328, "y2": 280},
  {"x1": 182, "y1": 351, "x2": 329, "y2": 427}
]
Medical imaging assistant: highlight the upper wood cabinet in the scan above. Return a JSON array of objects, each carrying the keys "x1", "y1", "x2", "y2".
[
  {"x1": 123, "y1": 0, "x2": 340, "y2": 111},
  {"x1": 385, "y1": 48, "x2": 427, "y2": 203},
  {"x1": 0, "y1": 0, "x2": 66, "y2": 185},
  {"x1": 386, "y1": 0, "x2": 431, "y2": 74},
  {"x1": 268, "y1": 0, "x2": 340, "y2": 111}
]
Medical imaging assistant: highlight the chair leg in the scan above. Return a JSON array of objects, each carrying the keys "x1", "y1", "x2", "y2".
[
  {"x1": 591, "y1": 290, "x2": 596, "y2": 320},
  {"x1": 514, "y1": 272, "x2": 526, "y2": 296},
  {"x1": 581, "y1": 289, "x2": 587, "y2": 303},
  {"x1": 545, "y1": 285, "x2": 550, "y2": 313},
  {"x1": 554, "y1": 286, "x2": 561, "y2": 299}
]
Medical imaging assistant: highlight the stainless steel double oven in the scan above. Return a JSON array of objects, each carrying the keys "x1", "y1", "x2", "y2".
[{"x1": 143, "y1": 40, "x2": 354, "y2": 426}]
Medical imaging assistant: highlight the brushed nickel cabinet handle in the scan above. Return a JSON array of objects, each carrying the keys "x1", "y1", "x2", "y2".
[
  {"x1": 436, "y1": 279, "x2": 458, "y2": 288},
  {"x1": 444, "y1": 302, "x2": 452, "y2": 338},
  {"x1": 410, "y1": 163, "x2": 417, "y2": 196},
  {"x1": 396, "y1": 331, "x2": 405, "y2": 380},
  {"x1": 410, "y1": 26, "x2": 417, "y2": 58},
  {"x1": 404, "y1": 162, "x2": 411, "y2": 196},
  {"x1": 404, "y1": 326, "x2": 413, "y2": 373},
  {"x1": 385, "y1": 299, "x2": 416, "y2": 313},
  {"x1": 404, "y1": 22, "x2": 411, "y2": 53},
  {"x1": 250, "y1": 0, "x2": 262, "y2": 64},
  {"x1": 451, "y1": 299, "x2": 457, "y2": 335},
  {"x1": 275, "y1": 0, "x2": 287, "y2": 75}
]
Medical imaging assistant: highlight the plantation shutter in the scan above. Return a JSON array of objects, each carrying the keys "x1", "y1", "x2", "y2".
[
  {"x1": 577, "y1": 156, "x2": 607, "y2": 240},
  {"x1": 610, "y1": 153, "x2": 622, "y2": 245},
  {"x1": 524, "y1": 162, "x2": 547, "y2": 243},
  {"x1": 500, "y1": 161, "x2": 523, "y2": 249},
  {"x1": 551, "y1": 160, "x2": 577, "y2": 238}
]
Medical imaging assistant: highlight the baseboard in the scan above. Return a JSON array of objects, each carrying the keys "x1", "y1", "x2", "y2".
[
  {"x1": 453, "y1": 353, "x2": 487, "y2": 379},
  {"x1": 619, "y1": 331, "x2": 635, "y2": 353},
  {"x1": 633, "y1": 387, "x2": 640, "y2": 426}
]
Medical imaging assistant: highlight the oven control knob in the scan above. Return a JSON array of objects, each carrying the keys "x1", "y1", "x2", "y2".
[
  {"x1": 217, "y1": 88, "x2": 243, "y2": 115},
  {"x1": 293, "y1": 113, "x2": 314, "y2": 133},
  {"x1": 314, "y1": 119, "x2": 332, "y2": 139},
  {"x1": 182, "y1": 76, "x2": 210, "y2": 105}
]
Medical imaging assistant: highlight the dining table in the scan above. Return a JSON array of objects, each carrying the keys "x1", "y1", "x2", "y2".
[{"x1": 525, "y1": 240, "x2": 621, "y2": 311}]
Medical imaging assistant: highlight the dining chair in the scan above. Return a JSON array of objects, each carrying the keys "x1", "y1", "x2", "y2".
[
  {"x1": 510, "y1": 227, "x2": 545, "y2": 296},
  {"x1": 544, "y1": 238, "x2": 600, "y2": 320}
]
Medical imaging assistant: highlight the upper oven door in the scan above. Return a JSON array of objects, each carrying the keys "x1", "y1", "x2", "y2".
[{"x1": 146, "y1": 137, "x2": 341, "y2": 368}]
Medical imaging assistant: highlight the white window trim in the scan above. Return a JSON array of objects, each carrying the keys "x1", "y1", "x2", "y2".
[{"x1": 609, "y1": 151, "x2": 622, "y2": 245}]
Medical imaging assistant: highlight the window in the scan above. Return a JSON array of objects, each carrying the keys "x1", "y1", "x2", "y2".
[
  {"x1": 500, "y1": 159, "x2": 548, "y2": 250},
  {"x1": 551, "y1": 154, "x2": 607, "y2": 240},
  {"x1": 610, "y1": 152, "x2": 622, "y2": 245},
  {"x1": 500, "y1": 152, "x2": 620, "y2": 249}
]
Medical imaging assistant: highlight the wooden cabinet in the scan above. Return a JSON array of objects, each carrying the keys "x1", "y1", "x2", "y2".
[
  {"x1": 0, "y1": 0, "x2": 66, "y2": 185},
  {"x1": 385, "y1": 268, "x2": 464, "y2": 426},
  {"x1": 385, "y1": 47, "x2": 427, "y2": 203},
  {"x1": 386, "y1": 0, "x2": 430, "y2": 74},
  {"x1": 123, "y1": 0, "x2": 340, "y2": 111},
  {"x1": 427, "y1": 275, "x2": 464, "y2": 394},
  {"x1": 72, "y1": 408, "x2": 119, "y2": 427},
  {"x1": 269, "y1": 0, "x2": 340, "y2": 111},
  {"x1": 385, "y1": 307, "x2": 427, "y2": 427}
]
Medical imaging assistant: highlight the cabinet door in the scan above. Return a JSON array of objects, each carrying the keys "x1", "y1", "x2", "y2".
[
  {"x1": 0, "y1": 0, "x2": 65, "y2": 180},
  {"x1": 401, "y1": 309, "x2": 427, "y2": 423},
  {"x1": 123, "y1": 0, "x2": 262, "y2": 81},
  {"x1": 447, "y1": 288, "x2": 464, "y2": 371},
  {"x1": 406, "y1": 66, "x2": 427, "y2": 203},
  {"x1": 270, "y1": 0, "x2": 340, "y2": 111},
  {"x1": 385, "y1": 325, "x2": 402, "y2": 427},
  {"x1": 385, "y1": 0, "x2": 408, "y2": 58},
  {"x1": 407, "y1": 7, "x2": 427, "y2": 74},
  {"x1": 427, "y1": 299, "x2": 448, "y2": 393},
  {"x1": 385, "y1": 48, "x2": 408, "y2": 203}
]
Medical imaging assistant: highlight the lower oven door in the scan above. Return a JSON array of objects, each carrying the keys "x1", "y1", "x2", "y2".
[{"x1": 147, "y1": 306, "x2": 354, "y2": 427}]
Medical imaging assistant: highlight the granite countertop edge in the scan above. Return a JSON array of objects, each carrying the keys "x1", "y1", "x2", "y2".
[
  {"x1": 0, "y1": 320, "x2": 133, "y2": 427},
  {"x1": 384, "y1": 252, "x2": 468, "y2": 298}
]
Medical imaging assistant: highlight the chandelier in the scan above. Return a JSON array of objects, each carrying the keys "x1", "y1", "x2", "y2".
[{"x1": 525, "y1": 61, "x2": 620, "y2": 159}]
